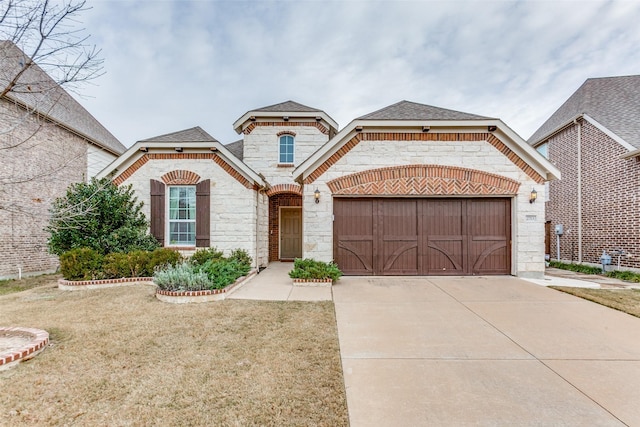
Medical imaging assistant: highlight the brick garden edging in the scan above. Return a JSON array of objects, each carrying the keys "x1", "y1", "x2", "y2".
[
  {"x1": 0, "y1": 327, "x2": 49, "y2": 371},
  {"x1": 292, "y1": 278, "x2": 333, "y2": 287},
  {"x1": 155, "y1": 269, "x2": 257, "y2": 303},
  {"x1": 58, "y1": 277, "x2": 154, "y2": 290}
]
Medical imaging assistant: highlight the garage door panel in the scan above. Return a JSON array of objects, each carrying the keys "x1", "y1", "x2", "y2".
[
  {"x1": 425, "y1": 239, "x2": 465, "y2": 275},
  {"x1": 334, "y1": 198, "x2": 511, "y2": 276},
  {"x1": 334, "y1": 199, "x2": 374, "y2": 275},
  {"x1": 381, "y1": 200, "x2": 418, "y2": 274}
]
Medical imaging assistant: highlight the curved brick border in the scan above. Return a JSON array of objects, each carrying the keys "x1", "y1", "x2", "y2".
[
  {"x1": 155, "y1": 269, "x2": 257, "y2": 303},
  {"x1": 161, "y1": 170, "x2": 201, "y2": 185},
  {"x1": 58, "y1": 277, "x2": 154, "y2": 290},
  {"x1": 292, "y1": 278, "x2": 333, "y2": 287},
  {"x1": 0, "y1": 327, "x2": 49, "y2": 371}
]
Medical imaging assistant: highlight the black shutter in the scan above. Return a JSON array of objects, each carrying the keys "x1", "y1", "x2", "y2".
[
  {"x1": 196, "y1": 179, "x2": 210, "y2": 247},
  {"x1": 150, "y1": 179, "x2": 165, "y2": 245}
]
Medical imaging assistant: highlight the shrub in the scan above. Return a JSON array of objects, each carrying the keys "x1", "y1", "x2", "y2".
[
  {"x1": 605, "y1": 270, "x2": 640, "y2": 283},
  {"x1": 60, "y1": 248, "x2": 104, "y2": 280},
  {"x1": 288, "y1": 258, "x2": 342, "y2": 281},
  {"x1": 154, "y1": 262, "x2": 210, "y2": 291},
  {"x1": 102, "y1": 252, "x2": 130, "y2": 279},
  {"x1": 548, "y1": 260, "x2": 602, "y2": 275},
  {"x1": 48, "y1": 178, "x2": 159, "y2": 255},
  {"x1": 198, "y1": 258, "x2": 251, "y2": 289},
  {"x1": 149, "y1": 248, "x2": 182, "y2": 272},
  {"x1": 228, "y1": 249, "x2": 252, "y2": 268},
  {"x1": 190, "y1": 247, "x2": 224, "y2": 266}
]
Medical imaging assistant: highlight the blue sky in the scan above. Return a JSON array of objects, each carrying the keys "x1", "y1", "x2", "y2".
[{"x1": 76, "y1": 0, "x2": 640, "y2": 147}]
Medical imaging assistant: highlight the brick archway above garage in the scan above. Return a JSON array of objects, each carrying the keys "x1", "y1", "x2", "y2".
[{"x1": 327, "y1": 165, "x2": 521, "y2": 196}]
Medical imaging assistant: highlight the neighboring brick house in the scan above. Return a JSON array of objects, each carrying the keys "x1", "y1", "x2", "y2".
[
  {"x1": 0, "y1": 41, "x2": 125, "y2": 279},
  {"x1": 529, "y1": 75, "x2": 640, "y2": 270},
  {"x1": 99, "y1": 100, "x2": 559, "y2": 278}
]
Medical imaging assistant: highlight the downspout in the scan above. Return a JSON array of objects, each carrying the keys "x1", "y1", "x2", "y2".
[{"x1": 575, "y1": 118, "x2": 583, "y2": 263}]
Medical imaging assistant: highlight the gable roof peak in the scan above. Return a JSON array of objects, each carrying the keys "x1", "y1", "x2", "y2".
[
  {"x1": 139, "y1": 126, "x2": 219, "y2": 143},
  {"x1": 252, "y1": 100, "x2": 322, "y2": 113},
  {"x1": 357, "y1": 100, "x2": 494, "y2": 121}
]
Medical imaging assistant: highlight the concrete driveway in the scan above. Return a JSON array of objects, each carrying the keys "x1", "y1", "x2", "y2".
[{"x1": 333, "y1": 276, "x2": 640, "y2": 426}]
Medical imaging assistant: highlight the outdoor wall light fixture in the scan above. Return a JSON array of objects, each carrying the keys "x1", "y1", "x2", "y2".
[
  {"x1": 314, "y1": 188, "x2": 321, "y2": 204},
  {"x1": 529, "y1": 188, "x2": 538, "y2": 203}
]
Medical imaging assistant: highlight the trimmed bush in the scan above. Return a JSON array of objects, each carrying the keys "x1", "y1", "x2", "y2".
[
  {"x1": 605, "y1": 270, "x2": 640, "y2": 283},
  {"x1": 198, "y1": 259, "x2": 251, "y2": 289},
  {"x1": 549, "y1": 260, "x2": 602, "y2": 275},
  {"x1": 60, "y1": 248, "x2": 104, "y2": 280},
  {"x1": 149, "y1": 248, "x2": 182, "y2": 272},
  {"x1": 228, "y1": 249, "x2": 252, "y2": 268},
  {"x1": 288, "y1": 258, "x2": 342, "y2": 281},
  {"x1": 190, "y1": 247, "x2": 224, "y2": 266}
]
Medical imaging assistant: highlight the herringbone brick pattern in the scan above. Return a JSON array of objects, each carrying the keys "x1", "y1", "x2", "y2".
[{"x1": 327, "y1": 165, "x2": 520, "y2": 196}]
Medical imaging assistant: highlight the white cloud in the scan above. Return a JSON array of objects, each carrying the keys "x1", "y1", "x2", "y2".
[{"x1": 70, "y1": 0, "x2": 640, "y2": 147}]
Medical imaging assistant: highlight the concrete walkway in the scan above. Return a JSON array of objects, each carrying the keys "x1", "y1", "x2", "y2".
[
  {"x1": 227, "y1": 262, "x2": 331, "y2": 301},
  {"x1": 230, "y1": 265, "x2": 640, "y2": 425}
]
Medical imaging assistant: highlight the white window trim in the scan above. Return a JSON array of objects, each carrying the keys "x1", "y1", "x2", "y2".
[
  {"x1": 278, "y1": 134, "x2": 295, "y2": 164},
  {"x1": 166, "y1": 185, "x2": 196, "y2": 247}
]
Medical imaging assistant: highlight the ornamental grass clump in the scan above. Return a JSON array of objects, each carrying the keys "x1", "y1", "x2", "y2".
[{"x1": 288, "y1": 258, "x2": 342, "y2": 282}]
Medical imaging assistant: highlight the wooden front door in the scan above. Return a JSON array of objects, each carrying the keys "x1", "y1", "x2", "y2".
[
  {"x1": 280, "y1": 207, "x2": 302, "y2": 259},
  {"x1": 333, "y1": 198, "x2": 511, "y2": 276}
]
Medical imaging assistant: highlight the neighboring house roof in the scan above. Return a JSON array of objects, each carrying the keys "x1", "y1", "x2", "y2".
[
  {"x1": 233, "y1": 100, "x2": 339, "y2": 134},
  {"x1": 225, "y1": 139, "x2": 244, "y2": 161},
  {"x1": 295, "y1": 100, "x2": 560, "y2": 184},
  {"x1": 358, "y1": 100, "x2": 494, "y2": 121},
  {"x1": 0, "y1": 40, "x2": 125, "y2": 155},
  {"x1": 97, "y1": 127, "x2": 266, "y2": 188},
  {"x1": 528, "y1": 75, "x2": 640, "y2": 149}
]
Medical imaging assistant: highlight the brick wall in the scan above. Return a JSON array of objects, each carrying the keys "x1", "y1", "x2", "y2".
[
  {"x1": 268, "y1": 193, "x2": 302, "y2": 261},
  {"x1": 547, "y1": 121, "x2": 640, "y2": 268},
  {"x1": 0, "y1": 99, "x2": 88, "y2": 279}
]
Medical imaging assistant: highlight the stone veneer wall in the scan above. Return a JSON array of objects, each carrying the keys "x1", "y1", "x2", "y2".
[
  {"x1": 301, "y1": 133, "x2": 546, "y2": 278},
  {"x1": 117, "y1": 155, "x2": 262, "y2": 267},
  {"x1": 0, "y1": 99, "x2": 88, "y2": 279},
  {"x1": 546, "y1": 121, "x2": 640, "y2": 268},
  {"x1": 242, "y1": 122, "x2": 329, "y2": 185}
]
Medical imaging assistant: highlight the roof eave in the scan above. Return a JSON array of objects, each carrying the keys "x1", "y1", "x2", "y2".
[{"x1": 233, "y1": 110, "x2": 339, "y2": 134}]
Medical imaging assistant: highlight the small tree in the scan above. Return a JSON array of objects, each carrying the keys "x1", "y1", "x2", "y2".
[{"x1": 47, "y1": 178, "x2": 159, "y2": 255}]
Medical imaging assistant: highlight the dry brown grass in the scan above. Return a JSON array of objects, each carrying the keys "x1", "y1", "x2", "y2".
[
  {"x1": 551, "y1": 287, "x2": 640, "y2": 318},
  {"x1": 0, "y1": 274, "x2": 61, "y2": 296},
  {"x1": 0, "y1": 283, "x2": 348, "y2": 426}
]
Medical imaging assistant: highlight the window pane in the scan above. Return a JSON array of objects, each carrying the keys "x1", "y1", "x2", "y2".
[
  {"x1": 279, "y1": 135, "x2": 294, "y2": 163},
  {"x1": 168, "y1": 185, "x2": 196, "y2": 245}
]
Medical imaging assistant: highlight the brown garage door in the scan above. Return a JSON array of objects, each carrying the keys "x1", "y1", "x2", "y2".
[{"x1": 333, "y1": 198, "x2": 511, "y2": 276}]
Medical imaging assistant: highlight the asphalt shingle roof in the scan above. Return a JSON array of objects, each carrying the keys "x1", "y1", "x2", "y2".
[
  {"x1": 139, "y1": 126, "x2": 219, "y2": 143},
  {"x1": 0, "y1": 41, "x2": 125, "y2": 155},
  {"x1": 251, "y1": 100, "x2": 322, "y2": 113},
  {"x1": 528, "y1": 75, "x2": 640, "y2": 149},
  {"x1": 358, "y1": 100, "x2": 493, "y2": 121},
  {"x1": 224, "y1": 139, "x2": 244, "y2": 160}
]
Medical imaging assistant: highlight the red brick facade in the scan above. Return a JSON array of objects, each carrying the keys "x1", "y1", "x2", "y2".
[
  {"x1": 242, "y1": 121, "x2": 329, "y2": 135},
  {"x1": 546, "y1": 120, "x2": 640, "y2": 268},
  {"x1": 268, "y1": 193, "x2": 302, "y2": 261},
  {"x1": 0, "y1": 98, "x2": 88, "y2": 278}
]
